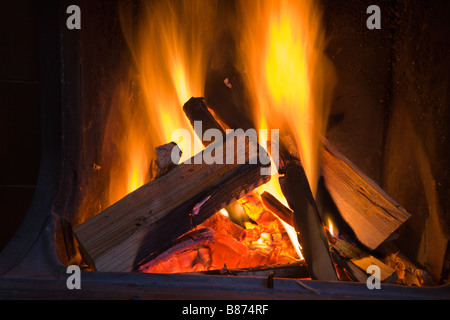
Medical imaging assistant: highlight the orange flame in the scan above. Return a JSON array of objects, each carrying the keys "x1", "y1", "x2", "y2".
[
  {"x1": 236, "y1": 0, "x2": 335, "y2": 195},
  {"x1": 99, "y1": 0, "x2": 334, "y2": 272},
  {"x1": 107, "y1": 0, "x2": 219, "y2": 204},
  {"x1": 125, "y1": 135, "x2": 149, "y2": 195},
  {"x1": 238, "y1": 0, "x2": 335, "y2": 261}
]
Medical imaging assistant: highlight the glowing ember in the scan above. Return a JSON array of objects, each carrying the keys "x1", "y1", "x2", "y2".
[{"x1": 139, "y1": 192, "x2": 301, "y2": 274}]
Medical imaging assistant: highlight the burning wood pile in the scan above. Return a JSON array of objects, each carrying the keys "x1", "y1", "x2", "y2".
[
  {"x1": 74, "y1": 97, "x2": 432, "y2": 286},
  {"x1": 73, "y1": 0, "x2": 434, "y2": 287}
]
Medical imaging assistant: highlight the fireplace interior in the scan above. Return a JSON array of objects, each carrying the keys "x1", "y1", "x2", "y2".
[{"x1": 0, "y1": 0, "x2": 449, "y2": 299}]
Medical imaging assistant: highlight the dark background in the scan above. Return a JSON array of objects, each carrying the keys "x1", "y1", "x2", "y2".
[{"x1": 0, "y1": 1, "x2": 40, "y2": 251}]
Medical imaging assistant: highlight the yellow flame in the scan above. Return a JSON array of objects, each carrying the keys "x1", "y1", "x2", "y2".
[
  {"x1": 126, "y1": 139, "x2": 148, "y2": 194},
  {"x1": 240, "y1": 0, "x2": 335, "y2": 260},
  {"x1": 328, "y1": 218, "x2": 337, "y2": 238},
  {"x1": 106, "y1": 0, "x2": 218, "y2": 204},
  {"x1": 236, "y1": 0, "x2": 335, "y2": 195},
  {"x1": 281, "y1": 220, "x2": 304, "y2": 261}
]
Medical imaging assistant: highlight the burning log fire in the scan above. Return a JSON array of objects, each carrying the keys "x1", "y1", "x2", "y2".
[{"x1": 71, "y1": 0, "x2": 435, "y2": 287}]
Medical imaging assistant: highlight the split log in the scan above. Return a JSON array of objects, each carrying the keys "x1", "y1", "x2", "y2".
[
  {"x1": 351, "y1": 256, "x2": 397, "y2": 283},
  {"x1": 73, "y1": 131, "x2": 270, "y2": 272},
  {"x1": 321, "y1": 137, "x2": 411, "y2": 250},
  {"x1": 276, "y1": 137, "x2": 338, "y2": 281},
  {"x1": 279, "y1": 160, "x2": 339, "y2": 281},
  {"x1": 260, "y1": 191, "x2": 294, "y2": 227},
  {"x1": 182, "y1": 97, "x2": 227, "y2": 142},
  {"x1": 331, "y1": 237, "x2": 397, "y2": 283}
]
